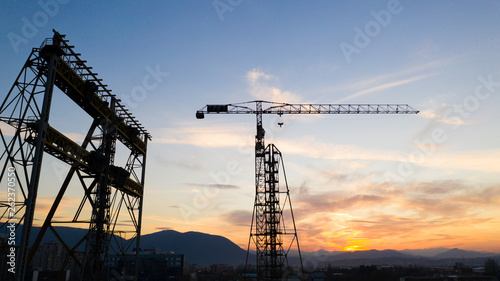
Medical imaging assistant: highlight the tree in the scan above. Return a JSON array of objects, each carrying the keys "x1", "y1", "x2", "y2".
[
  {"x1": 453, "y1": 262, "x2": 472, "y2": 275},
  {"x1": 484, "y1": 258, "x2": 499, "y2": 276}
]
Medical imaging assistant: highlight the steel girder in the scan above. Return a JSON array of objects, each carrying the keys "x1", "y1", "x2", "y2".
[{"x1": 0, "y1": 30, "x2": 149, "y2": 281}]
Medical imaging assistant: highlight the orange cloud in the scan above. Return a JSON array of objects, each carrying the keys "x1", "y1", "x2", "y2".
[{"x1": 285, "y1": 180, "x2": 500, "y2": 252}]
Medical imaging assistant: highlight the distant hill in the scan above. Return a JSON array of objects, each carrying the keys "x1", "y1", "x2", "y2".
[
  {"x1": 14, "y1": 227, "x2": 248, "y2": 266},
  {"x1": 296, "y1": 249, "x2": 500, "y2": 267},
  {"x1": 139, "y1": 230, "x2": 249, "y2": 266},
  {"x1": 298, "y1": 249, "x2": 342, "y2": 258},
  {"x1": 433, "y1": 248, "x2": 497, "y2": 259},
  {"x1": 11, "y1": 226, "x2": 500, "y2": 267},
  {"x1": 297, "y1": 249, "x2": 426, "y2": 267},
  {"x1": 332, "y1": 249, "x2": 409, "y2": 260},
  {"x1": 400, "y1": 247, "x2": 449, "y2": 257},
  {"x1": 8, "y1": 225, "x2": 94, "y2": 249}
]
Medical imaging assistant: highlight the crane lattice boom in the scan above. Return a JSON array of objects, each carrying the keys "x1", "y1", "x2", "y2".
[{"x1": 196, "y1": 100, "x2": 419, "y2": 118}]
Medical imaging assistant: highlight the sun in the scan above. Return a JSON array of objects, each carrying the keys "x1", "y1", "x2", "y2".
[{"x1": 322, "y1": 231, "x2": 371, "y2": 251}]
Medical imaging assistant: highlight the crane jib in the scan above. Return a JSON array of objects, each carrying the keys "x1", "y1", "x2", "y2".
[{"x1": 197, "y1": 102, "x2": 419, "y2": 116}]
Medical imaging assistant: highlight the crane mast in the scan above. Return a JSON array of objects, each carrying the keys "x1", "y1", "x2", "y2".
[{"x1": 197, "y1": 100, "x2": 419, "y2": 280}]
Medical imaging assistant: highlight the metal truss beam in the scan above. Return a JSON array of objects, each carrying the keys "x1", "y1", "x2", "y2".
[
  {"x1": 48, "y1": 30, "x2": 150, "y2": 154},
  {"x1": 22, "y1": 122, "x2": 143, "y2": 197},
  {"x1": 0, "y1": 30, "x2": 149, "y2": 281},
  {"x1": 196, "y1": 100, "x2": 419, "y2": 118}
]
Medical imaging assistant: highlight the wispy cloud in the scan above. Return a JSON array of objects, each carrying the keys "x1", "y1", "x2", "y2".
[
  {"x1": 348, "y1": 57, "x2": 459, "y2": 92},
  {"x1": 246, "y1": 68, "x2": 274, "y2": 85},
  {"x1": 418, "y1": 109, "x2": 465, "y2": 125},
  {"x1": 246, "y1": 68, "x2": 302, "y2": 103},
  {"x1": 294, "y1": 185, "x2": 390, "y2": 214},
  {"x1": 274, "y1": 136, "x2": 403, "y2": 162},
  {"x1": 274, "y1": 135, "x2": 500, "y2": 174},
  {"x1": 336, "y1": 74, "x2": 436, "y2": 103},
  {"x1": 223, "y1": 210, "x2": 253, "y2": 226},
  {"x1": 155, "y1": 226, "x2": 173, "y2": 231},
  {"x1": 154, "y1": 154, "x2": 203, "y2": 171},
  {"x1": 416, "y1": 100, "x2": 486, "y2": 126},
  {"x1": 185, "y1": 183, "x2": 240, "y2": 190},
  {"x1": 155, "y1": 123, "x2": 500, "y2": 175},
  {"x1": 317, "y1": 57, "x2": 461, "y2": 102},
  {"x1": 154, "y1": 123, "x2": 254, "y2": 148},
  {"x1": 414, "y1": 149, "x2": 500, "y2": 174}
]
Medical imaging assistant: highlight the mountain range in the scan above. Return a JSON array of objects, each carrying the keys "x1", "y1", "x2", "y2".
[
  {"x1": 15, "y1": 226, "x2": 500, "y2": 267},
  {"x1": 139, "y1": 229, "x2": 248, "y2": 265}
]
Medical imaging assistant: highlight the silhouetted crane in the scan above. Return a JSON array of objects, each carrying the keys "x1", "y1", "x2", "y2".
[{"x1": 197, "y1": 100, "x2": 419, "y2": 280}]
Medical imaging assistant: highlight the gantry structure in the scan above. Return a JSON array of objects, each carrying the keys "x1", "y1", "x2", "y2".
[
  {"x1": 197, "y1": 101, "x2": 419, "y2": 280},
  {"x1": 0, "y1": 30, "x2": 150, "y2": 281}
]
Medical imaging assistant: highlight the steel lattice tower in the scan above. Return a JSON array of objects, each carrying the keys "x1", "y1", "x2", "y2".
[
  {"x1": 0, "y1": 30, "x2": 150, "y2": 281},
  {"x1": 197, "y1": 100, "x2": 419, "y2": 280},
  {"x1": 254, "y1": 143, "x2": 300, "y2": 280}
]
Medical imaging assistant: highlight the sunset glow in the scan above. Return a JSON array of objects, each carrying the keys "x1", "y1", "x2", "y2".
[{"x1": 323, "y1": 231, "x2": 372, "y2": 252}]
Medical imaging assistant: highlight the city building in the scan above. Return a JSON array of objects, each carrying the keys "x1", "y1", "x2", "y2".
[{"x1": 109, "y1": 251, "x2": 185, "y2": 281}]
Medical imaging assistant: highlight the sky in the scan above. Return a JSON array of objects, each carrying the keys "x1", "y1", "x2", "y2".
[{"x1": 1, "y1": 1, "x2": 500, "y2": 254}]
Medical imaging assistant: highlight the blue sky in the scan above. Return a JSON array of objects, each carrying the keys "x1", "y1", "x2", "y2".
[{"x1": 1, "y1": 1, "x2": 500, "y2": 252}]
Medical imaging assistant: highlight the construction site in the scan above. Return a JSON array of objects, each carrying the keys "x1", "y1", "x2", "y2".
[
  {"x1": 0, "y1": 30, "x2": 421, "y2": 281},
  {"x1": 1, "y1": 2, "x2": 499, "y2": 281}
]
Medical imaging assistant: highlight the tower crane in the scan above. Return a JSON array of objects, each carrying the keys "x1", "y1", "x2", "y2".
[{"x1": 196, "y1": 100, "x2": 419, "y2": 280}]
